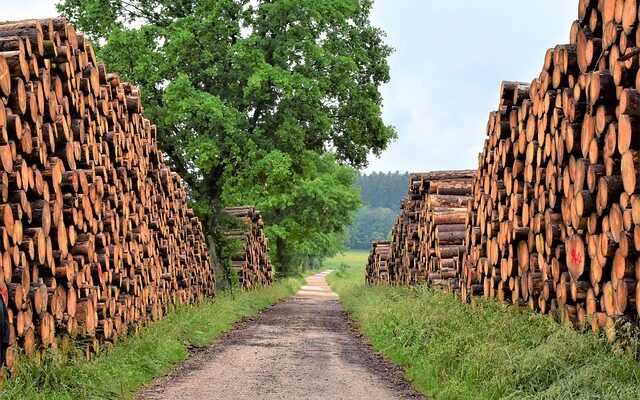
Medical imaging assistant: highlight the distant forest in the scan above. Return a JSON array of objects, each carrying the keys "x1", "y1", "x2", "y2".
[{"x1": 347, "y1": 172, "x2": 410, "y2": 249}]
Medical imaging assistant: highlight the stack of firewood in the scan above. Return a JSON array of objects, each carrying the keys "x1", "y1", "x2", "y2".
[
  {"x1": 463, "y1": 0, "x2": 640, "y2": 333},
  {"x1": 0, "y1": 18, "x2": 215, "y2": 369},
  {"x1": 389, "y1": 174, "x2": 430, "y2": 285},
  {"x1": 383, "y1": 171, "x2": 473, "y2": 287},
  {"x1": 417, "y1": 171, "x2": 474, "y2": 292},
  {"x1": 365, "y1": 240, "x2": 391, "y2": 284},
  {"x1": 224, "y1": 207, "x2": 273, "y2": 289}
]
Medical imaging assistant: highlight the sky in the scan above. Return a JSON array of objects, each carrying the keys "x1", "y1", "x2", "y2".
[
  {"x1": 2, "y1": 1, "x2": 577, "y2": 173},
  {"x1": 366, "y1": 1, "x2": 577, "y2": 173}
]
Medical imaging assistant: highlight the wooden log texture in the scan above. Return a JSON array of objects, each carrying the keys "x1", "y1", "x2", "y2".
[
  {"x1": 373, "y1": 2, "x2": 640, "y2": 337},
  {"x1": 460, "y1": 0, "x2": 640, "y2": 333},
  {"x1": 383, "y1": 171, "x2": 473, "y2": 287},
  {"x1": 0, "y1": 18, "x2": 215, "y2": 370},
  {"x1": 365, "y1": 240, "x2": 391, "y2": 285},
  {"x1": 224, "y1": 207, "x2": 273, "y2": 289}
]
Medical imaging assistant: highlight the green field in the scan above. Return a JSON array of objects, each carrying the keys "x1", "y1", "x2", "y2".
[
  {"x1": 2, "y1": 277, "x2": 305, "y2": 400},
  {"x1": 326, "y1": 251, "x2": 640, "y2": 400},
  {"x1": 323, "y1": 250, "x2": 369, "y2": 270}
]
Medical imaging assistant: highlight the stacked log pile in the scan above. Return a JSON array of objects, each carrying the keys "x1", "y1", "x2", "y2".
[
  {"x1": 417, "y1": 171, "x2": 474, "y2": 292},
  {"x1": 365, "y1": 240, "x2": 391, "y2": 284},
  {"x1": 385, "y1": 171, "x2": 473, "y2": 286},
  {"x1": 389, "y1": 174, "x2": 430, "y2": 285},
  {"x1": 463, "y1": 0, "x2": 640, "y2": 332},
  {"x1": 224, "y1": 207, "x2": 273, "y2": 289},
  {"x1": 0, "y1": 18, "x2": 215, "y2": 369}
]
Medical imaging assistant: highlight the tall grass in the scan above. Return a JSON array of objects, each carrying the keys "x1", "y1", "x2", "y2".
[
  {"x1": 1, "y1": 277, "x2": 304, "y2": 400},
  {"x1": 327, "y1": 253, "x2": 640, "y2": 400}
]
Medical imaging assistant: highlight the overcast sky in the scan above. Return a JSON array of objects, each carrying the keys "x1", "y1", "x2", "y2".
[
  {"x1": 2, "y1": 1, "x2": 577, "y2": 173},
  {"x1": 367, "y1": 1, "x2": 577, "y2": 173}
]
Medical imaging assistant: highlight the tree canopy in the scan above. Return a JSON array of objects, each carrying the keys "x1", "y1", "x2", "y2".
[
  {"x1": 59, "y1": 0, "x2": 395, "y2": 275},
  {"x1": 355, "y1": 171, "x2": 410, "y2": 210}
]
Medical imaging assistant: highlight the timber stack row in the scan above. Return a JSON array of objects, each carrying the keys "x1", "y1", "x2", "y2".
[
  {"x1": 0, "y1": 18, "x2": 215, "y2": 370},
  {"x1": 387, "y1": 171, "x2": 473, "y2": 287},
  {"x1": 370, "y1": 0, "x2": 640, "y2": 335},
  {"x1": 462, "y1": 0, "x2": 640, "y2": 334},
  {"x1": 389, "y1": 174, "x2": 428, "y2": 285},
  {"x1": 418, "y1": 170, "x2": 474, "y2": 292},
  {"x1": 224, "y1": 207, "x2": 273, "y2": 289},
  {"x1": 365, "y1": 240, "x2": 390, "y2": 284}
]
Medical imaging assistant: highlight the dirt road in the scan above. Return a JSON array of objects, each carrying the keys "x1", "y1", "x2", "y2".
[{"x1": 138, "y1": 271, "x2": 424, "y2": 400}]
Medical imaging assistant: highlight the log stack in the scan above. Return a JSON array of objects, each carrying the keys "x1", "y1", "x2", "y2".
[
  {"x1": 417, "y1": 171, "x2": 474, "y2": 292},
  {"x1": 365, "y1": 240, "x2": 391, "y2": 285},
  {"x1": 224, "y1": 207, "x2": 273, "y2": 289},
  {"x1": 389, "y1": 174, "x2": 430, "y2": 285},
  {"x1": 0, "y1": 18, "x2": 215, "y2": 370},
  {"x1": 385, "y1": 171, "x2": 473, "y2": 287},
  {"x1": 463, "y1": 0, "x2": 640, "y2": 333}
]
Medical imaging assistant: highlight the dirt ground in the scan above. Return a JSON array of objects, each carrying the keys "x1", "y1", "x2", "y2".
[{"x1": 137, "y1": 271, "x2": 424, "y2": 400}]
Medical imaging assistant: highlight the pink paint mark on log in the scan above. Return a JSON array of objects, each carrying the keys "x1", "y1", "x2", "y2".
[{"x1": 570, "y1": 249, "x2": 583, "y2": 265}]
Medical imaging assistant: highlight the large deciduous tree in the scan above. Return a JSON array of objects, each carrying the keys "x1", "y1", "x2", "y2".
[{"x1": 58, "y1": 0, "x2": 395, "y2": 275}]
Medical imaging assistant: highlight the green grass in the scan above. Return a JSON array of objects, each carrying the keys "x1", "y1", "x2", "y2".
[
  {"x1": 1, "y1": 277, "x2": 305, "y2": 400},
  {"x1": 327, "y1": 251, "x2": 640, "y2": 400},
  {"x1": 322, "y1": 250, "x2": 369, "y2": 270}
]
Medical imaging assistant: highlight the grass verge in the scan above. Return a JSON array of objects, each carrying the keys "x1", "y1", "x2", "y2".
[
  {"x1": 1, "y1": 277, "x2": 305, "y2": 400},
  {"x1": 327, "y1": 251, "x2": 640, "y2": 400}
]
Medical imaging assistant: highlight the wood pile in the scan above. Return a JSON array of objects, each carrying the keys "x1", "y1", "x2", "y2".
[
  {"x1": 365, "y1": 240, "x2": 390, "y2": 284},
  {"x1": 417, "y1": 171, "x2": 474, "y2": 292},
  {"x1": 389, "y1": 174, "x2": 430, "y2": 285},
  {"x1": 224, "y1": 207, "x2": 273, "y2": 289},
  {"x1": 384, "y1": 171, "x2": 473, "y2": 286},
  {"x1": 0, "y1": 18, "x2": 215, "y2": 370},
  {"x1": 463, "y1": 0, "x2": 640, "y2": 333}
]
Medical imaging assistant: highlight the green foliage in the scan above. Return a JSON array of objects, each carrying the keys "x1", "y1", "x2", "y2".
[
  {"x1": 1, "y1": 277, "x2": 305, "y2": 399},
  {"x1": 334, "y1": 263, "x2": 350, "y2": 278},
  {"x1": 347, "y1": 205, "x2": 396, "y2": 249},
  {"x1": 327, "y1": 253, "x2": 640, "y2": 400},
  {"x1": 222, "y1": 151, "x2": 361, "y2": 275},
  {"x1": 355, "y1": 171, "x2": 410, "y2": 209},
  {"x1": 346, "y1": 171, "x2": 408, "y2": 249},
  {"x1": 57, "y1": 0, "x2": 395, "y2": 275}
]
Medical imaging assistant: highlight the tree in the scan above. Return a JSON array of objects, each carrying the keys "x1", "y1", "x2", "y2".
[
  {"x1": 223, "y1": 151, "x2": 360, "y2": 272},
  {"x1": 344, "y1": 171, "x2": 408, "y2": 250},
  {"x1": 347, "y1": 205, "x2": 396, "y2": 249},
  {"x1": 355, "y1": 171, "x2": 410, "y2": 209},
  {"x1": 58, "y1": 0, "x2": 395, "y2": 275}
]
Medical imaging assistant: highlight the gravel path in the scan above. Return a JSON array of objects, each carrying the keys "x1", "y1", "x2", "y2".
[{"x1": 137, "y1": 271, "x2": 424, "y2": 400}]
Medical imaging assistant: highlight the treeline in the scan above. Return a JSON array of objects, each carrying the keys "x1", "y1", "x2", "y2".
[
  {"x1": 58, "y1": 0, "x2": 395, "y2": 277},
  {"x1": 348, "y1": 172, "x2": 409, "y2": 249},
  {"x1": 356, "y1": 171, "x2": 410, "y2": 209}
]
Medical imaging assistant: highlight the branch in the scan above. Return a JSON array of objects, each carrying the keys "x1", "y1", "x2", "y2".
[{"x1": 120, "y1": 0, "x2": 166, "y2": 26}]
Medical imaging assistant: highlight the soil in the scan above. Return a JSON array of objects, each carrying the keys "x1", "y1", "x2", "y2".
[{"x1": 137, "y1": 271, "x2": 425, "y2": 400}]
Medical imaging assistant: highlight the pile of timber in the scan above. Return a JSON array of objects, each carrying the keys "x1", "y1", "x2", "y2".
[
  {"x1": 389, "y1": 174, "x2": 429, "y2": 285},
  {"x1": 224, "y1": 207, "x2": 273, "y2": 289},
  {"x1": 365, "y1": 240, "x2": 391, "y2": 284},
  {"x1": 0, "y1": 18, "x2": 215, "y2": 370},
  {"x1": 417, "y1": 170, "x2": 474, "y2": 292},
  {"x1": 463, "y1": 0, "x2": 640, "y2": 333},
  {"x1": 385, "y1": 171, "x2": 473, "y2": 287}
]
